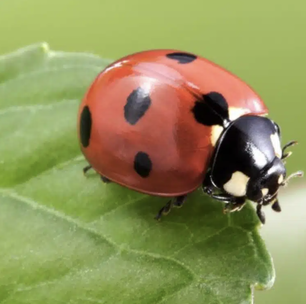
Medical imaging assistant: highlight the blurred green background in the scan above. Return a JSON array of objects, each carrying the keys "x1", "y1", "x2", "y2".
[{"x1": 0, "y1": 0, "x2": 305, "y2": 303}]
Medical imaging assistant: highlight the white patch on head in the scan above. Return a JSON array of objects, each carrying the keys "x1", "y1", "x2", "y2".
[
  {"x1": 270, "y1": 133, "x2": 282, "y2": 158},
  {"x1": 211, "y1": 125, "x2": 224, "y2": 146},
  {"x1": 278, "y1": 174, "x2": 284, "y2": 184},
  {"x1": 223, "y1": 171, "x2": 250, "y2": 197},
  {"x1": 228, "y1": 107, "x2": 249, "y2": 121},
  {"x1": 261, "y1": 188, "x2": 269, "y2": 196}
]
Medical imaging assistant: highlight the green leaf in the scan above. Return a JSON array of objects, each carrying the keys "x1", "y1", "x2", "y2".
[{"x1": 0, "y1": 43, "x2": 274, "y2": 304}]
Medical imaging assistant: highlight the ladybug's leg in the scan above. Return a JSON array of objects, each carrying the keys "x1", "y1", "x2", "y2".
[
  {"x1": 271, "y1": 199, "x2": 281, "y2": 212},
  {"x1": 172, "y1": 195, "x2": 186, "y2": 208},
  {"x1": 83, "y1": 165, "x2": 111, "y2": 183},
  {"x1": 155, "y1": 200, "x2": 172, "y2": 220},
  {"x1": 100, "y1": 175, "x2": 111, "y2": 183},
  {"x1": 154, "y1": 195, "x2": 186, "y2": 221},
  {"x1": 256, "y1": 204, "x2": 266, "y2": 224},
  {"x1": 202, "y1": 174, "x2": 247, "y2": 213},
  {"x1": 203, "y1": 185, "x2": 235, "y2": 202},
  {"x1": 202, "y1": 170, "x2": 235, "y2": 201},
  {"x1": 223, "y1": 197, "x2": 246, "y2": 213},
  {"x1": 202, "y1": 171, "x2": 246, "y2": 209},
  {"x1": 83, "y1": 165, "x2": 92, "y2": 175}
]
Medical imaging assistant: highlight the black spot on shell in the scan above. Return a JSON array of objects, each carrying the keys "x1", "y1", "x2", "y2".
[
  {"x1": 166, "y1": 52, "x2": 197, "y2": 64},
  {"x1": 192, "y1": 92, "x2": 229, "y2": 126},
  {"x1": 124, "y1": 87, "x2": 151, "y2": 125},
  {"x1": 80, "y1": 106, "x2": 92, "y2": 148},
  {"x1": 134, "y1": 152, "x2": 152, "y2": 178}
]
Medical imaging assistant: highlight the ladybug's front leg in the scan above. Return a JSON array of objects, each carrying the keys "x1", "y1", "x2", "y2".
[
  {"x1": 154, "y1": 195, "x2": 186, "y2": 221},
  {"x1": 223, "y1": 197, "x2": 246, "y2": 213},
  {"x1": 202, "y1": 172, "x2": 247, "y2": 213},
  {"x1": 202, "y1": 171, "x2": 235, "y2": 202},
  {"x1": 204, "y1": 189, "x2": 246, "y2": 215},
  {"x1": 256, "y1": 204, "x2": 265, "y2": 224}
]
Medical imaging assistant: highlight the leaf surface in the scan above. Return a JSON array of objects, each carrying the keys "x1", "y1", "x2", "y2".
[{"x1": 0, "y1": 43, "x2": 274, "y2": 304}]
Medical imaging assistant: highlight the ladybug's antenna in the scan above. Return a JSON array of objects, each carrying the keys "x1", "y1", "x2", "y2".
[
  {"x1": 282, "y1": 140, "x2": 298, "y2": 160},
  {"x1": 281, "y1": 170, "x2": 304, "y2": 186}
]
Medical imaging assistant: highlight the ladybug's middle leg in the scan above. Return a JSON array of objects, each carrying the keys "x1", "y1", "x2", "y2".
[
  {"x1": 202, "y1": 170, "x2": 235, "y2": 202},
  {"x1": 202, "y1": 171, "x2": 248, "y2": 213},
  {"x1": 83, "y1": 165, "x2": 112, "y2": 184},
  {"x1": 100, "y1": 175, "x2": 111, "y2": 183},
  {"x1": 154, "y1": 195, "x2": 186, "y2": 221}
]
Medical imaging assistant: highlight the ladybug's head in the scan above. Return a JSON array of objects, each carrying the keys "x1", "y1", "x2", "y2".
[
  {"x1": 243, "y1": 118, "x2": 303, "y2": 208},
  {"x1": 208, "y1": 115, "x2": 303, "y2": 222},
  {"x1": 246, "y1": 153, "x2": 303, "y2": 220},
  {"x1": 247, "y1": 156, "x2": 291, "y2": 205}
]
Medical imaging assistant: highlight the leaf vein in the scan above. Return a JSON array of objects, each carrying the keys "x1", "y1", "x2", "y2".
[
  {"x1": 0, "y1": 99, "x2": 79, "y2": 116},
  {"x1": 0, "y1": 65, "x2": 102, "y2": 89},
  {"x1": 0, "y1": 189, "x2": 197, "y2": 282}
]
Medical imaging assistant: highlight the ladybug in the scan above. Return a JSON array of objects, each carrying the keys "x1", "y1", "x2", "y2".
[{"x1": 77, "y1": 50, "x2": 303, "y2": 224}]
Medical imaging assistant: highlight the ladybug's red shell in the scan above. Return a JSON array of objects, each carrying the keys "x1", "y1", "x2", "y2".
[{"x1": 78, "y1": 50, "x2": 267, "y2": 197}]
